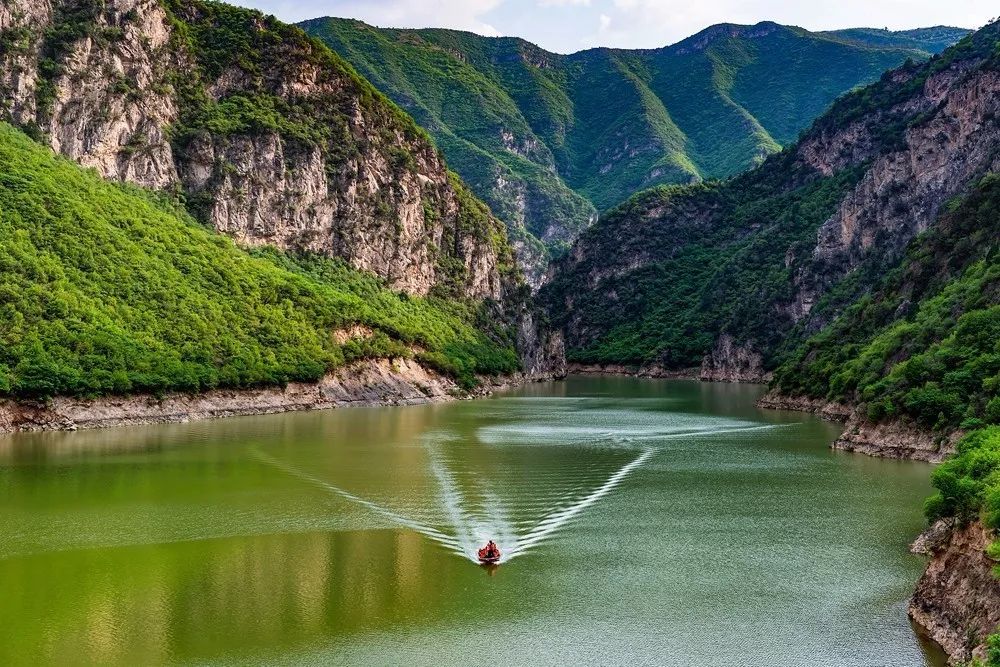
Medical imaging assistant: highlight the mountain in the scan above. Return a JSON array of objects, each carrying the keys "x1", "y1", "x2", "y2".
[
  {"x1": 0, "y1": 0, "x2": 564, "y2": 399},
  {"x1": 302, "y1": 18, "x2": 966, "y2": 281},
  {"x1": 542, "y1": 23, "x2": 1000, "y2": 427},
  {"x1": 0, "y1": 121, "x2": 519, "y2": 398},
  {"x1": 824, "y1": 26, "x2": 971, "y2": 52},
  {"x1": 543, "y1": 24, "x2": 1000, "y2": 658}
]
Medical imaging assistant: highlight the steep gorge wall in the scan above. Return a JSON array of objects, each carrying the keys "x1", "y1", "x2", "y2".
[
  {"x1": 910, "y1": 520, "x2": 1000, "y2": 664},
  {"x1": 544, "y1": 31, "x2": 1000, "y2": 382},
  {"x1": 0, "y1": 0, "x2": 506, "y2": 300},
  {"x1": 789, "y1": 65, "x2": 1000, "y2": 332}
]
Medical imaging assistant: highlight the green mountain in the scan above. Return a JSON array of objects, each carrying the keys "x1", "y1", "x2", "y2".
[
  {"x1": 542, "y1": 21, "x2": 1000, "y2": 432},
  {"x1": 0, "y1": 0, "x2": 562, "y2": 399},
  {"x1": 824, "y1": 26, "x2": 971, "y2": 52},
  {"x1": 773, "y1": 173, "x2": 1000, "y2": 431},
  {"x1": 302, "y1": 18, "x2": 966, "y2": 277},
  {"x1": 0, "y1": 121, "x2": 519, "y2": 398}
]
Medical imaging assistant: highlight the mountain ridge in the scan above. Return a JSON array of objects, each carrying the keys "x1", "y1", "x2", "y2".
[{"x1": 302, "y1": 17, "x2": 968, "y2": 281}]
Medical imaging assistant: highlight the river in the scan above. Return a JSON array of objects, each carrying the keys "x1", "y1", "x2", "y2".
[{"x1": 0, "y1": 376, "x2": 947, "y2": 665}]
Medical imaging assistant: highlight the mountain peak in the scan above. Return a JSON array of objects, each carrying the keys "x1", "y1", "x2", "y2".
[{"x1": 668, "y1": 21, "x2": 786, "y2": 55}]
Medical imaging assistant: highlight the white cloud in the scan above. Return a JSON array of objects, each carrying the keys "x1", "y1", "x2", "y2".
[
  {"x1": 539, "y1": 0, "x2": 592, "y2": 6},
  {"x1": 598, "y1": 13, "x2": 612, "y2": 34}
]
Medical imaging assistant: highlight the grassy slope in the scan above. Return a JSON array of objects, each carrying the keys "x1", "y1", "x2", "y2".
[
  {"x1": 301, "y1": 19, "x2": 942, "y2": 258},
  {"x1": 0, "y1": 123, "x2": 519, "y2": 398}
]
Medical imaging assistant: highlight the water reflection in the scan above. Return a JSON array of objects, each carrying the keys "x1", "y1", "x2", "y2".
[{"x1": 0, "y1": 378, "x2": 947, "y2": 666}]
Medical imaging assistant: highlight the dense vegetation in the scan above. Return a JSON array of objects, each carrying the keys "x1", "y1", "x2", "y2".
[
  {"x1": 0, "y1": 123, "x2": 519, "y2": 398},
  {"x1": 302, "y1": 18, "x2": 953, "y2": 269},
  {"x1": 775, "y1": 175, "x2": 1000, "y2": 430},
  {"x1": 541, "y1": 150, "x2": 864, "y2": 368}
]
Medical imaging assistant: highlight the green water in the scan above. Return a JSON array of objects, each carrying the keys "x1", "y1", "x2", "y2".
[{"x1": 0, "y1": 377, "x2": 946, "y2": 666}]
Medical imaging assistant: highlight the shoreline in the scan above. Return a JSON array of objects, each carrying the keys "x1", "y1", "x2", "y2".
[
  {"x1": 756, "y1": 391, "x2": 962, "y2": 463},
  {"x1": 566, "y1": 362, "x2": 701, "y2": 379},
  {"x1": 0, "y1": 357, "x2": 555, "y2": 435}
]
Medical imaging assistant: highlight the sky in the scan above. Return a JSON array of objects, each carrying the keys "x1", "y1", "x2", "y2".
[{"x1": 230, "y1": 0, "x2": 998, "y2": 53}]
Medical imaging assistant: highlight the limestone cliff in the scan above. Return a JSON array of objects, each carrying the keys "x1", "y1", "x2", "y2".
[
  {"x1": 542, "y1": 24, "x2": 1000, "y2": 381},
  {"x1": 0, "y1": 0, "x2": 508, "y2": 300},
  {"x1": 910, "y1": 520, "x2": 1000, "y2": 664}
]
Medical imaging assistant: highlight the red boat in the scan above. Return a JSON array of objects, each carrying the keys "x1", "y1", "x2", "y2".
[{"x1": 477, "y1": 540, "x2": 501, "y2": 564}]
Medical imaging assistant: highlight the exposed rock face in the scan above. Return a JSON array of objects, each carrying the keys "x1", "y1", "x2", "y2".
[
  {"x1": 833, "y1": 417, "x2": 962, "y2": 463},
  {"x1": 699, "y1": 334, "x2": 770, "y2": 383},
  {"x1": 0, "y1": 357, "x2": 545, "y2": 433},
  {"x1": 793, "y1": 67, "x2": 1000, "y2": 324},
  {"x1": 516, "y1": 308, "x2": 567, "y2": 380},
  {"x1": 756, "y1": 392, "x2": 961, "y2": 462},
  {"x1": 0, "y1": 0, "x2": 506, "y2": 300},
  {"x1": 910, "y1": 521, "x2": 1000, "y2": 664}
]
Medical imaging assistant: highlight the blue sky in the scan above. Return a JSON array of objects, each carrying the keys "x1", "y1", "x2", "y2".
[{"x1": 230, "y1": 0, "x2": 997, "y2": 53}]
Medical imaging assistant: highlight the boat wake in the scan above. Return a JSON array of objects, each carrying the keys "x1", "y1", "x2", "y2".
[{"x1": 253, "y1": 422, "x2": 783, "y2": 564}]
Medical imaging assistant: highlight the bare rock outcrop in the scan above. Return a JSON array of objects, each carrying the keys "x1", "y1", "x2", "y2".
[
  {"x1": 0, "y1": 0, "x2": 507, "y2": 300},
  {"x1": 0, "y1": 358, "x2": 461, "y2": 433},
  {"x1": 699, "y1": 334, "x2": 771, "y2": 383},
  {"x1": 909, "y1": 521, "x2": 1000, "y2": 664},
  {"x1": 757, "y1": 391, "x2": 961, "y2": 462}
]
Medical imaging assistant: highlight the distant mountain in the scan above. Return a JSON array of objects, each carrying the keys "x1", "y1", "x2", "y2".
[
  {"x1": 823, "y1": 26, "x2": 971, "y2": 53},
  {"x1": 302, "y1": 18, "x2": 966, "y2": 281},
  {"x1": 541, "y1": 22, "x2": 1000, "y2": 449}
]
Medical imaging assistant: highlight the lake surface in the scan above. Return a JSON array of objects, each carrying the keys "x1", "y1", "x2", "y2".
[{"x1": 0, "y1": 376, "x2": 946, "y2": 666}]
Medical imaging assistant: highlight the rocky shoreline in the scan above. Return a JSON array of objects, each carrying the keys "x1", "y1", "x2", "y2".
[
  {"x1": 756, "y1": 391, "x2": 962, "y2": 463},
  {"x1": 910, "y1": 520, "x2": 1000, "y2": 664},
  {"x1": 566, "y1": 362, "x2": 701, "y2": 379},
  {"x1": 0, "y1": 357, "x2": 555, "y2": 435}
]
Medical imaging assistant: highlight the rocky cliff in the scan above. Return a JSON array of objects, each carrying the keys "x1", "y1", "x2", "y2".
[
  {"x1": 0, "y1": 0, "x2": 508, "y2": 300},
  {"x1": 542, "y1": 23, "x2": 1000, "y2": 383},
  {"x1": 303, "y1": 18, "x2": 961, "y2": 282},
  {"x1": 910, "y1": 520, "x2": 1000, "y2": 664}
]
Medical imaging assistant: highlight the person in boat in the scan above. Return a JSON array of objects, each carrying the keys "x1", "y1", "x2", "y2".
[{"x1": 479, "y1": 540, "x2": 500, "y2": 560}]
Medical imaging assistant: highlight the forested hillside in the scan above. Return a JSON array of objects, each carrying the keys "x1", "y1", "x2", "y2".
[
  {"x1": 0, "y1": 122, "x2": 520, "y2": 398},
  {"x1": 303, "y1": 18, "x2": 966, "y2": 279},
  {"x1": 542, "y1": 21, "x2": 1000, "y2": 392},
  {"x1": 0, "y1": 0, "x2": 514, "y2": 300}
]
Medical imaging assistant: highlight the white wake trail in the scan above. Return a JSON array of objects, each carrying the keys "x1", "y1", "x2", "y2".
[
  {"x1": 504, "y1": 447, "x2": 654, "y2": 559},
  {"x1": 253, "y1": 422, "x2": 784, "y2": 565},
  {"x1": 252, "y1": 449, "x2": 462, "y2": 554},
  {"x1": 426, "y1": 443, "x2": 518, "y2": 562}
]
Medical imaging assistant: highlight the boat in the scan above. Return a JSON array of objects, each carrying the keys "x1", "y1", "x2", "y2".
[{"x1": 477, "y1": 540, "x2": 501, "y2": 564}]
